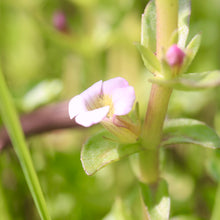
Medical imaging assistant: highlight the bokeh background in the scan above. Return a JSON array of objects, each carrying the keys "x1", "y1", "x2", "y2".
[{"x1": 1, "y1": 0, "x2": 220, "y2": 219}]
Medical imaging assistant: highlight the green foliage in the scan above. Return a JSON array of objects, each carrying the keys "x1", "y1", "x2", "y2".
[
  {"x1": 81, "y1": 130, "x2": 142, "y2": 175},
  {"x1": 140, "y1": 179, "x2": 170, "y2": 220},
  {"x1": 135, "y1": 42, "x2": 161, "y2": 74},
  {"x1": 149, "y1": 71, "x2": 220, "y2": 90},
  {"x1": 1, "y1": 0, "x2": 220, "y2": 219},
  {"x1": 0, "y1": 67, "x2": 51, "y2": 220},
  {"x1": 140, "y1": 0, "x2": 191, "y2": 50},
  {"x1": 178, "y1": 0, "x2": 191, "y2": 48},
  {"x1": 0, "y1": 173, "x2": 12, "y2": 220},
  {"x1": 162, "y1": 119, "x2": 220, "y2": 149},
  {"x1": 141, "y1": 0, "x2": 156, "y2": 51},
  {"x1": 139, "y1": 0, "x2": 199, "y2": 80},
  {"x1": 183, "y1": 34, "x2": 202, "y2": 73},
  {"x1": 103, "y1": 187, "x2": 146, "y2": 220}
]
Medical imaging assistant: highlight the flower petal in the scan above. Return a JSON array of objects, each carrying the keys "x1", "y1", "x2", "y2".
[
  {"x1": 68, "y1": 95, "x2": 87, "y2": 119},
  {"x1": 112, "y1": 86, "x2": 135, "y2": 115},
  {"x1": 75, "y1": 106, "x2": 110, "y2": 127},
  {"x1": 103, "y1": 77, "x2": 129, "y2": 96},
  {"x1": 81, "y1": 80, "x2": 102, "y2": 110}
]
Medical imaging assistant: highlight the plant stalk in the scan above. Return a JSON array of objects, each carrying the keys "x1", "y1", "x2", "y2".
[{"x1": 137, "y1": 0, "x2": 178, "y2": 183}]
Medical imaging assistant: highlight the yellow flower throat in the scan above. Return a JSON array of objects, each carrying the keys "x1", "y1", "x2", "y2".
[{"x1": 97, "y1": 95, "x2": 114, "y2": 118}]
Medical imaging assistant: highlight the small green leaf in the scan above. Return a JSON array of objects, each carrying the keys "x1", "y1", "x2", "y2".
[
  {"x1": 135, "y1": 43, "x2": 160, "y2": 73},
  {"x1": 81, "y1": 130, "x2": 143, "y2": 175},
  {"x1": 160, "y1": 58, "x2": 172, "y2": 79},
  {"x1": 178, "y1": 0, "x2": 191, "y2": 48},
  {"x1": 140, "y1": 179, "x2": 170, "y2": 220},
  {"x1": 141, "y1": 0, "x2": 156, "y2": 52},
  {"x1": 162, "y1": 119, "x2": 220, "y2": 149},
  {"x1": 182, "y1": 34, "x2": 202, "y2": 73},
  {"x1": 149, "y1": 71, "x2": 220, "y2": 90}
]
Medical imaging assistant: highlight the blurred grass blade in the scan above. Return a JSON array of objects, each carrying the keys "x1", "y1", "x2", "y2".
[
  {"x1": 0, "y1": 168, "x2": 12, "y2": 220},
  {"x1": 0, "y1": 67, "x2": 51, "y2": 220}
]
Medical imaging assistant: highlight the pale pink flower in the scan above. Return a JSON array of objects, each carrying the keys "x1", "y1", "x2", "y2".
[{"x1": 68, "y1": 77, "x2": 136, "y2": 128}]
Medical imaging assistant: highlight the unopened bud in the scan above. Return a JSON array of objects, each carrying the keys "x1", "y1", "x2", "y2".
[
  {"x1": 166, "y1": 44, "x2": 185, "y2": 67},
  {"x1": 52, "y1": 11, "x2": 67, "y2": 32}
]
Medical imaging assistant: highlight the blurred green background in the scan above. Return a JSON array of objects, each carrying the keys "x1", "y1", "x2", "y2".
[{"x1": 1, "y1": 0, "x2": 220, "y2": 219}]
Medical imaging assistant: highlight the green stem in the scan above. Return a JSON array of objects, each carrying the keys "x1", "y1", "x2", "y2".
[
  {"x1": 156, "y1": 0, "x2": 179, "y2": 58},
  {"x1": 0, "y1": 67, "x2": 51, "y2": 220},
  {"x1": 142, "y1": 84, "x2": 172, "y2": 149},
  {"x1": 137, "y1": 0, "x2": 178, "y2": 184}
]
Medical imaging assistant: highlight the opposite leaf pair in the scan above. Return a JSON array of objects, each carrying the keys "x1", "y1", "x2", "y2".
[{"x1": 139, "y1": 0, "x2": 220, "y2": 91}]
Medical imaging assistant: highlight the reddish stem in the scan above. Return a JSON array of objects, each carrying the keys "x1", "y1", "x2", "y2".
[{"x1": 0, "y1": 101, "x2": 80, "y2": 150}]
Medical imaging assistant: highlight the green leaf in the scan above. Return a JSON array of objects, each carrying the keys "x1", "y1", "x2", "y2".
[
  {"x1": 81, "y1": 130, "x2": 143, "y2": 175},
  {"x1": 162, "y1": 119, "x2": 220, "y2": 149},
  {"x1": 182, "y1": 34, "x2": 202, "y2": 73},
  {"x1": 141, "y1": 0, "x2": 156, "y2": 52},
  {"x1": 140, "y1": 179, "x2": 170, "y2": 220},
  {"x1": 0, "y1": 67, "x2": 51, "y2": 220},
  {"x1": 160, "y1": 58, "x2": 172, "y2": 79},
  {"x1": 135, "y1": 43, "x2": 160, "y2": 73},
  {"x1": 178, "y1": 0, "x2": 191, "y2": 48},
  {"x1": 149, "y1": 71, "x2": 220, "y2": 90}
]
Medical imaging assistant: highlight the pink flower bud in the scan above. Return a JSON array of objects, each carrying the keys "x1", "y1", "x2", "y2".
[
  {"x1": 52, "y1": 11, "x2": 67, "y2": 32},
  {"x1": 166, "y1": 44, "x2": 185, "y2": 67}
]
